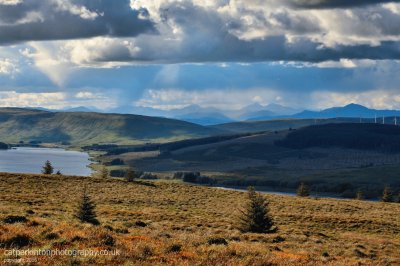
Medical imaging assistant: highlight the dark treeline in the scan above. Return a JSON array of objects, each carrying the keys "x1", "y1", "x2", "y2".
[
  {"x1": 0, "y1": 142, "x2": 9, "y2": 149},
  {"x1": 82, "y1": 143, "x2": 160, "y2": 155},
  {"x1": 173, "y1": 172, "x2": 215, "y2": 185},
  {"x1": 158, "y1": 132, "x2": 261, "y2": 154},
  {"x1": 276, "y1": 123, "x2": 400, "y2": 152},
  {"x1": 84, "y1": 132, "x2": 266, "y2": 156},
  {"x1": 214, "y1": 177, "x2": 400, "y2": 199},
  {"x1": 82, "y1": 144, "x2": 120, "y2": 151}
]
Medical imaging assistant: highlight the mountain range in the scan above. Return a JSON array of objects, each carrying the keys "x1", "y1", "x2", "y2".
[
  {"x1": 2, "y1": 104, "x2": 400, "y2": 145},
  {"x1": 291, "y1": 103, "x2": 400, "y2": 120},
  {"x1": 29, "y1": 103, "x2": 400, "y2": 125}
]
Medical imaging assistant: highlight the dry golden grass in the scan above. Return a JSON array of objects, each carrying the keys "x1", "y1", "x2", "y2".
[{"x1": 0, "y1": 172, "x2": 399, "y2": 265}]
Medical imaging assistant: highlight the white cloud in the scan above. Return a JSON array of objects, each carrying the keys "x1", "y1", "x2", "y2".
[
  {"x1": 131, "y1": 0, "x2": 400, "y2": 48},
  {"x1": 63, "y1": 37, "x2": 140, "y2": 67},
  {"x1": 0, "y1": 90, "x2": 117, "y2": 110},
  {"x1": 14, "y1": 11, "x2": 45, "y2": 25},
  {"x1": 0, "y1": 0, "x2": 22, "y2": 5},
  {"x1": 136, "y1": 88, "x2": 282, "y2": 110},
  {"x1": 0, "y1": 91, "x2": 66, "y2": 108},
  {"x1": 71, "y1": 90, "x2": 117, "y2": 109},
  {"x1": 0, "y1": 58, "x2": 18, "y2": 76},
  {"x1": 8, "y1": 0, "x2": 400, "y2": 74},
  {"x1": 52, "y1": 0, "x2": 100, "y2": 20},
  {"x1": 75, "y1": 91, "x2": 95, "y2": 99},
  {"x1": 20, "y1": 37, "x2": 142, "y2": 84},
  {"x1": 311, "y1": 90, "x2": 400, "y2": 110}
]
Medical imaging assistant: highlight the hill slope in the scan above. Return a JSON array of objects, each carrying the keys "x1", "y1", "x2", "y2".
[
  {"x1": 211, "y1": 117, "x2": 367, "y2": 133},
  {"x1": 1, "y1": 173, "x2": 399, "y2": 265},
  {"x1": 0, "y1": 108, "x2": 223, "y2": 145},
  {"x1": 276, "y1": 123, "x2": 400, "y2": 152}
]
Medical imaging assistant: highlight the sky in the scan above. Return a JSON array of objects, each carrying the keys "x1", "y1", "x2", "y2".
[{"x1": 0, "y1": 0, "x2": 400, "y2": 112}]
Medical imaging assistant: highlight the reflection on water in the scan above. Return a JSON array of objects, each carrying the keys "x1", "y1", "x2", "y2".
[{"x1": 0, "y1": 147, "x2": 92, "y2": 176}]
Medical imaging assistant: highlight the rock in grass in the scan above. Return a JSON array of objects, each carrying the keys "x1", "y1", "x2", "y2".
[
  {"x1": 207, "y1": 237, "x2": 228, "y2": 245},
  {"x1": 135, "y1": 221, "x2": 147, "y2": 227},
  {"x1": 3, "y1": 215, "x2": 28, "y2": 224},
  {"x1": 0, "y1": 234, "x2": 33, "y2": 248},
  {"x1": 166, "y1": 244, "x2": 182, "y2": 253}
]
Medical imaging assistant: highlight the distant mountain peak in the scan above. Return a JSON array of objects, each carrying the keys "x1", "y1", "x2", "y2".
[
  {"x1": 265, "y1": 103, "x2": 285, "y2": 108},
  {"x1": 294, "y1": 103, "x2": 400, "y2": 119},
  {"x1": 343, "y1": 103, "x2": 369, "y2": 109},
  {"x1": 63, "y1": 106, "x2": 94, "y2": 112},
  {"x1": 241, "y1": 103, "x2": 265, "y2": 112}
]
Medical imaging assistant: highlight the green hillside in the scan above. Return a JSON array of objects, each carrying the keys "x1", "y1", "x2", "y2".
[{"x1": 0, "y1": 108, "x2": 223, "y2": 145}]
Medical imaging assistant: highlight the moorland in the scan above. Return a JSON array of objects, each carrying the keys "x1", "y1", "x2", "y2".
[{"x1": 0, "y1": 173, "x2": 399, "y2": 265}]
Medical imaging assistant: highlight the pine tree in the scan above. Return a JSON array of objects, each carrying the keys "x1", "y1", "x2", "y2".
[
  {"x1": 297, "y1": 182, "x2": 310, "y2": 197},
  {"x1": 42, "y1": 160, "x2": 54, "y2": 175},
  {"x1": 99, "y1": 166, "x2": 108, "y2": 179},
  {"x1": 125, "y1": 169, "x2": 137, "y2": 182},
  {"x1": 355, "y1": 189, "x2": 364, "y2": 200},
  {"x1": 238, "y1": 187, "x2": 274, "y2": 233},
  {"x1": 75, "y1": 186, "x2": 99, "y2": 225},
  {"x1": 381, "y1": 186, "x2": 394, "y2": 202}
]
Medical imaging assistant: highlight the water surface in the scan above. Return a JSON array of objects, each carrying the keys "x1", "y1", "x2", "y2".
[{"x1": 0, "y1": 147, "x2": 92, "y2": 176}]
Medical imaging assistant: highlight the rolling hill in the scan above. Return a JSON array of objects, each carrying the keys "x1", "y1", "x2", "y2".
[
  {"x1": 0, "y1": 108, "x2": 223, "y2": 145},
  {"x1": 112, "y1": 123, "x2": 400, "y2": 197},
  {"x1": 211, "y1": 117, "x2": 368, "y2": 133},
  {"x1": 276, "y1": 123, "x2": 400, "y2": 152}
]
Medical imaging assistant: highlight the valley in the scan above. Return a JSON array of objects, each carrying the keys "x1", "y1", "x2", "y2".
[
  {"x1": 1, "y1": 107, "x2": 399, "y2": 199},
  {"x1": 92, "y1": 123, "x2": 400, "y2": 199}
]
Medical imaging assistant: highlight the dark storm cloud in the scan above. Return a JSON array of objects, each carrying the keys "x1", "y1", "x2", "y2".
[
  {"x1": 288, "y1": 0, "x2": 396, "y2": 9},
  {"x1": 3, "y1": 0, "x2": 400, "y2": 65},
  {"x1": 128, "y1": 2, "x2": 400, "y2": 63},
  {"x1": 0, "y1": 0, "x2": 155, "y2": 45}
]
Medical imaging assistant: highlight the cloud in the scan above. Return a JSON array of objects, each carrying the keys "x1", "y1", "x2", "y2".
[
  {"x1": 135, "y1": 83, "x2": 400, "y2": 112},
  {"x1": 287, "y1": 0, "x2": 396, "y2": 9},
  {"x1": 0, "y1": 0, "x2": 155, "y2": 45},
  {"x1": 21, "y1": 43, "x2": 74, "y2": 87},
  {"x1": 311, "y1": 90, "x2": 400, "y2": 110},
  {"x1": 63, "y1": 37, "x2": 140, "y2": 66},
  {"x1": 0, "y1": 0, "x2": 22, "y2": 5},
  {"x1": 0, "y1": 58, "x2": 18, "y2": 76},
  {"x1": 1, "y1": 0, "x2": 398, "y2": 73},
  {"x1": 33, "y1": 0, "x2": 399, "y2": 67},
  {"x1": 126, "y1": 1, "x2": 400, "y2": 63},
  {"x1": 0, "y1": 0, "x2": 399, "y2": 113},
  {"x1": 0, "y1": 91, "x2": 65, "y2": 108},
  {"x1": 0, "y1": 90, "x2": 117, "y2": 109},
  {"x1": 136, "y1": 88, "x2": 282, "y2": 110}
]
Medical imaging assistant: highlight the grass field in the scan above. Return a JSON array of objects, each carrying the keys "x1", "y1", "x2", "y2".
[{"x1": 1, "y1": 173, "x2": 399, "y2": 265}]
